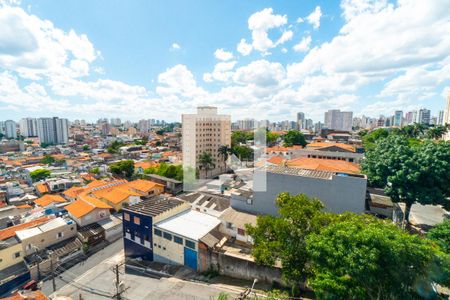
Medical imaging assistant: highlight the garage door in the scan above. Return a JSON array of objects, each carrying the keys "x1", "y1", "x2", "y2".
[{"x1": 183, "y1": 247, "x2": 198, "y2": 270}]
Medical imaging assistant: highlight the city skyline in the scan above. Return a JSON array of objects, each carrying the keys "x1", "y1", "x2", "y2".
[{"x1": 0, "y1": 1, "x2": 449, "y2": 122}]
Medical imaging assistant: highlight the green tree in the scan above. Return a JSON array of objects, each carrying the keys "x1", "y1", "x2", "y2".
[
  {"x1": 231, "y1": 145, "x2": 253, "y2": 161},
  {"x1": 107, "y1": 140, "x2": 125, "y2": 154},
  {"x1": 283, "y1": 130, "x2": 307, "y2": 147},
  {"x1": 427, "y1": 220, "x2": 450, "y2": 287},
  {"x1": 82, "y1": 145, "x2": 90, "y2": 151},
  {"x1": 30, "y1": 169, "x2": 51, "y2": 181},
  {"x1": 246, "y1": 193, "x2": 333, "y2": 288},
  {"x1": 41, "y1": 155, "x2": 55, "y2": 165},
  {"x1": 89, "y1": 167, "x2": 100, "y2": 174},
  {"x1": 231, "y1": 131, "x2": 253, "y2": 146},
  {"x1": 218, "y1": 145, "x2": 232, "y2": 171},
  {"x1": 109, "y1": 160, "x2": 134, "y2": 178},
  {"x1": 361, "y1": 128, "x2": 390, "y2": 150},
  {"x1": 427, "y1": 220, "x2": 450, "y2": 253},
  {"x1": 306, "y1": 213, "x2": 439, "y2": 299},
  {"x1": 362, "y1": 135, "x2": 450, "y2": 222},
  {"x1": 426, "y1": 125, "x2": 448, "y2": 140},
  {"x1": 266, "y1": 131, "x2": 279, "y2": 147},
  {"x1": 198, "y1": 152, "x2": 214, "y2": 178}
]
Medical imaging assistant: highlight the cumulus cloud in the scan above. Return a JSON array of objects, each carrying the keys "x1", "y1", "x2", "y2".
[
  {"x1": 170, "y1": 43, "x2": 181, "y2": 51},
  {"x1": 214, "y1": 48, "x2": 233, "y2": 61},
  {"x1": 203, "y1": 61, "x2": 237, "y2": 82},
  {"x1": 293, "y1": 35, "x2": 311, "y2": 52},
  {"x1": 233, "y1": 60, "x2": 285, "y2": 87},
  {"x1": 306, "y1": 6, "x2": 322, "y2": 29},
  {"x1": 237, "y1": 38, "x2": 252, "y2": 56}
]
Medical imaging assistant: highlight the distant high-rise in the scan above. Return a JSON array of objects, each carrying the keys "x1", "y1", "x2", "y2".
[
  {"x1": 394, "y1": 110, "x2": 403, "y2": 127},
  {"x1": 405, "y1": 111, "x2": 414, "y2": 125},
  {"x1": 297, "y1": 112, "x2": 305, "y2": 130},
  {"x1": 444, "y1": 94, "x2": 450, "y2": 140},
  {"x1": 237, "y1": 119, "x2": 255, "y2": 131},
  {"x1": 37, "y1": 117, "x2": 69, "y2": 145},
  {"x1": 182, "y1": 106, "x2": 231, "y2": 178},
  {"x1": 438, "y1": 110, "x2": 444, "y2": 125},
  {"x1": 324, "y1": 109, "x2": 353, "y2": 131},
  {"x1": 138, "y1": 119, "x2": 149, "y2": 133},
  {"x1": 418, "y1": 109, "x2": 431, "y2": 124},
  {"x1": 19, "y1": 118, "x2": 38, "y2": 137},
  {"x1": 5, "y1": 120, "x2": 17, "y2": 139}
]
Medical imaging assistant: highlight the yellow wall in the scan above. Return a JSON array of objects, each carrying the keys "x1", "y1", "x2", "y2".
[{"x1": 0, "y1": 243, "x2": 24, "y2": 271}]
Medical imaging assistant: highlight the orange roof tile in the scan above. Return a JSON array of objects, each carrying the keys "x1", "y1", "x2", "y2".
[
  {"x1": 134, "y1": 161, "x2": 156, "y2": 170},
  {"x1": 306, "y1": 142, "x2": 355, "y2": 152},
  {"x1": 35, "y1": 183, "x2": 49, "y2": 194},
  {"x1": 16, "y1": 204, "x2": 32, "y2": 209},
  {"x1": 267, "y1": 156, "x2": 285, "y2": 165},
  {"x1": 0, "y1": 216, "x2": 51, "y2": 241},
  {"x1": 34, "y1": 194, "x2": 66, "y2": 207},
  {"x1": 65, "y1": 196, "x2": 112, "y2": 219},
  {"x1": 126, "y1": 179, "x2": 163, "y2": 193},
  {"x1": 63, "y1": 186, "x2": 85, "y2": 198},
  {"x1": 286, "y1": 157, "x2": 360, "y2": 174},
  {"x1": 2, "y1": 290, "x2": 48, "y2": 300}
]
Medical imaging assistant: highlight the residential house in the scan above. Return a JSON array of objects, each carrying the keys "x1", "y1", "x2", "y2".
[
  {"x1": 33, "y1": 194, "x2": 67, "y2": 208},
  {"x1": 219, "y1": 207, "x2": 257, "y2": 245},
  {"x1": 65, "y1": 197, "x2": 111, "y2": 227},
  {"x1": 145, "y1": 174, "x2": 183, "y2": 195},
  {"x1": 15, "y1": 217, "x2": 77, "y2": 256}
]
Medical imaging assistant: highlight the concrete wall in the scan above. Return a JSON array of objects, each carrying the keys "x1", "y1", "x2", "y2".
[
  {"x1": 205, "y1": 250, "x2": 283, "y2": 285},
  {"x1": 0, "y1": 243, "x2": 23, "y2": 271},
  {"x1": 232, "y1": 170, "x2": 367, "y2": 216},
  {"x1": 21, "y1": 223, "x2": 77, "y2": 256},
  {"x1": 152, "y1": 231, "x2": 190, "y2": 265},
  {"x1": 76, "y1": 208, "x2": 110, "y2": 227},
  {"x1": 28, "y1": 255, "x2": 57, "y2": 281}
]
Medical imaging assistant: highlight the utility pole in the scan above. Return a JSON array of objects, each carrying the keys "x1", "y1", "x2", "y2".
[
  {"x1": 49, "y1": 251, "x2": 56, "y2": 292},
  {"x1": 112, "y1": 264, "x2": 126, "y2": 300}
]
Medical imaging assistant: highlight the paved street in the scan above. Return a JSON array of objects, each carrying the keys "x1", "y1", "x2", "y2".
[
  {"x1": 41, "y1": 238, "x2": 124, "y2": 296},
  {"x1": 45, "y1": 238, "x2": 242, "y2": 300}
]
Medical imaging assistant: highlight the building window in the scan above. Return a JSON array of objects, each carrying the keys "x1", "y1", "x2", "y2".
[
  {"x1": 226, "y1": 222, "x2": 233, "y2": 229},
  {"x1": 163, "y1": 247, "x2": 166, "y2": 250},
  {"x1": 134, "y1": 217, "x2": 140, "y2": 225},
  {"x1": 14, "y1": 252, "x2": 21, "y2": 258},
  {"x1": 57, "y1": 232, "x2": 64, "y2": 239},
  {"x1": 174, "y1": 236, "x2": 183, "y2": 245},
  {"x1": 163, "y1": 232, "x2": 172, "y2": 241},
  {"x1": 26, "y1": 244, "x2": 32, "y2": 251},
  {"x1": 185, "y1": 240, "x2": 195, "y2": 249},
  {"x1": 124, "y1": 213, "x2": 130, "y2": 221},
  {"x1": 237, "y1": 228, "x2": 246, "y2": 236},
  {"x1": 154, "y1": 229, "x2": 162, "y2": 237}
]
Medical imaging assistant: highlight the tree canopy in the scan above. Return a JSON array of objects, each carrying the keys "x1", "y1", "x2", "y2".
[
  {"x1": 144, "y1": 162, "x2": 183, "y2": 181},
  {"x1": 247, "y1": 193, "x2": 446, "y2": 299},
  {"x1": 109, "y1": 160, "x2": 134, "y2": 178},
  {"x1": 283, "y1": 130, "x2": 307, "y2": 147},
  {"x1": 41, "y1": 155, "x2": 55, "y2": 165},
  {"x1": 362, "y1": 135, "x2": 450, "y2": 221},
  {"x1": 306, "y1": 213, "x2": 438, "y2": 299},
  {"x1": 30, "y1": 169, "x2": 51, "y2": 181},
  {"x1": 107, "y1": 140, "x2": 125, "y2": 154}
]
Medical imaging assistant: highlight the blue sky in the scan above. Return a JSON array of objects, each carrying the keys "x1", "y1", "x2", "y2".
[{"x1": 0, "y1": 0, "x2": 449, "y2": 122}]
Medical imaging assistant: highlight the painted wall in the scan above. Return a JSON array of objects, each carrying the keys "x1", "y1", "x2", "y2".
[
  {"x1": 122, "y1": 210, "x2": 153, "y2": 260},
  {"x1": 0, "y1": 243, "x2": 23, "y2": 271},
  {"x1": 75, "y1": 208, "x2": 110, "y2": 227},
  {"x1": 21, "y1": 223, "x2": 77, "y2": 256},
  {"x1": 232, "y1": 171, "x2": 367, "y2": 216}
]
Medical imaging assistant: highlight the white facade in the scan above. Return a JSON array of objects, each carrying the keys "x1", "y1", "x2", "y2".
[
  {"x1": 324, "y1": 110, "x2": 353, "y2": 131},
  {"x1": 182, "y1": 107, "x2": 231, "y2": 178},
  {"x1": 37, "y1": 117, "x2": 69, "y2": 145},
  {"x1": 5, "y1": 120, "x2": 17, "y2": 139},
  {"x1": 19, "y1": 118, "x2": 38, "y2": 137},
  {"x1": 445, "y1": 94, "x2": 450, "y2": 140},
  {"x1": 418, "y1": 109, "x2": 431, "y2": 124}
]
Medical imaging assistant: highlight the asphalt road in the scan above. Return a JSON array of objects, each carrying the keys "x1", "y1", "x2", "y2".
[
  {"x1": 41, "y1": 238, "x2": 124, "y2": 296},
  {"x1": 45, "y1": 238, "x2": 242, "y2": 299}
]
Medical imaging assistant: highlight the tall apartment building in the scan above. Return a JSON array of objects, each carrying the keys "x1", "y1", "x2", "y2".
[
  {"x1": 182, "y1": 106, "x2": 231, "y2": 178},
  {"x1": 418, "y1": 108, "x2": 431, "y2": 124},
  {"x1": 438, "y1": 110, "x2": 444, "y2": 125},
  {"x1": 394, "y1": 110, "x2": 403, "y2": 127},
  {"x1": 19, "y1": 118, "x2": 38, "y2": 137},
  {"x1": 5, "y1": 120, "x2": 17, "y2": 139},
  {"x1": 237, "y1": 119, "x2": 255, "y2": 131},
  {"x1": 444, "y1": 94, "x2": 450, "y2": 141},
  {"x1": 324, "y1": 110, "x2": 353, "y2": 131},
  {"x1": 138, "y1": 119, "x2": 149, "y2": 133},
  {"x1": 37, "y1": 117, "x2": 69, "y2": 145},
  {"x1": 297, "y1": 112, "x2": 305, "y2": 130}
]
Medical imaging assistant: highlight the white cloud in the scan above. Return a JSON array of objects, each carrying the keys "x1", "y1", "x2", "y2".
[
  {"x1": 247, "y1": 8, "x2": 289, "y2": 54},
  {"x1": 340, "y1": 0, "x2": 388, "y2": 21},
  {"x1": 275, "y1": 30, "x2": 293, "y2": 46},
  {"x1": 157, "y1": 64, "x2": 205, "y2": 98},
  {"x1": 293, "y1": 35, "x2": 311, "y2": 52},
  {"x1": 203, "y1": 61, "x2": 237, "y2": 82},
  {"x1": 233, "y1": 60, "x2": 285, "y2": 87},
  {"x1": 214, "y1": 48, "x2": 233, "y2": 61},
  {"x1": 237, "y1": 38, "x2": 252, "y2": 56},
  {"x1": 170, "y1": 43, "x2": 181, "y2": 51},
  {"x1": 281, "y1": 48, "x2": 288, "y2": 54},
  {"x1": 306, "y1": 6, "x2": 322, "y2": 29},
  {"x1": 296, "y1": 17, "x2": 304, "y2": 23}
]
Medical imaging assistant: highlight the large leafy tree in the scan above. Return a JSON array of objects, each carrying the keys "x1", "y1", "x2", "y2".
[
  {"x1": 306, "y1": 213, "x2": 438, "y2": 299},
  {"x1": 361, "y1": 128, "x2": 390, "y2": 150},
  {"x1": 41, "y1": 155, "x2": 55, "y2": 165},
  {"x1": 246, "y1": 193, "x2": 333, "y2": 287},
  {"x1": 30, "y1": 169, "x2": 51, "y2": 181},
  {"x1": 362, "y1": 135, "x2": 450, "y2": 222},
  {"x1": 109, "y1": 159, "x2": 134, "y2": 178},
  {"x1": 283, "y1": 130, "x2": 307, "y2": 147},
  {"x1": 427, "y1": 220, "x2": 450, "y2": 288}
]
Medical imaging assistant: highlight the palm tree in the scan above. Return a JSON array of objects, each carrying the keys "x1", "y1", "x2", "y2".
[
  {"x1": 198, "y1": 152, "x2": 214, "y2": 179},
  {"x1": 218, "y1": 145, "x2": 232, "y2": 172},
  {"x1": 426, "y1": 125, "x2": 448, "y2": 140}
]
